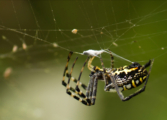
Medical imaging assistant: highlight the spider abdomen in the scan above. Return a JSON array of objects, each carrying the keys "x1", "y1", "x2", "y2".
[
  {"x1": 122, "y1": 75, "x2": 147, "y2": 91},
  {"x1": 110, "y1": 65, "x2": 148, "y2": 91}
]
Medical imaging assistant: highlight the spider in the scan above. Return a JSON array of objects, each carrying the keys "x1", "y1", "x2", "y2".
[{"x1": 62, "y1": 50, "x2": 154, "y2": 106}]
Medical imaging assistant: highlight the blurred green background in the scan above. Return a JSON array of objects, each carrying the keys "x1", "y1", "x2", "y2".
[{"x1": 0, "y1": 0, "x2": 167, "y2": 120}]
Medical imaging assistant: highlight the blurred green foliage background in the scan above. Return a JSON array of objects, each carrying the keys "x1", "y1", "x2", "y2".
[{"x1": 0, "y1": 0, "x2": 167, "y2": 120}]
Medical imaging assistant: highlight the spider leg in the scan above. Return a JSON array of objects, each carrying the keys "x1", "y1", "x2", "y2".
[
  {"x1": 74, "y1": 56, "x2": 99, "y2": 105},
  {"x1": 110, "y1": 59, "x2": 154, "y2": 101},
  {"x1": 66, "y1": 74, "x2": 87, "y2": 90},
  {"x1": 62, "y1": 52, "x2": 87, "y2": 90},
  {"x1": 99, "y1": 57, "x2": 115, "y2": 92},
  {"x1": 62, "y1": 51, "x2": 73, "y2": 87},
  {"x1": 104, "y1": 82, "x2": 115, "y2": 92},
  {"x1": 88, "y1": 75, "x2": 94, "y2": 100},
  {"x1": 66, "y1": 77, "x2": 93, "y2": 106},
  {"x1": 66, "y1": 76, "x2": 92, "y2": 106},
  {"x1": 108, "y1": 49, "x2": 114, "y2": 69},
  {"x1": 92, "y1": 76, "x2": 98, "y2": 105},
  {"x1": 86, "y1": 77, "x2": 91, "y2": 97},
  {"x1": 74, "y1": 57, "x2": 93, "y2": 101},
  {"x1": 99, "y1": 57, "x2": 108, "y2": 89},
  {"x1": 75, "y1": 57, "x2": 89, "y2": 92},
  {"x1": 101, "y1": 49, "x2": 114, "y2": 90},
  {"x1": 85, "y1": 75, "x2": 98, "y2": 105},
  {"x1": 65, "y1": 56, "x2": 92, "y2": 106},
  {"x1": 109, "y1": 75, "x2": 125, "y2": 100},
  {"x1": 66, "y1": 88, "x2": 91, "y2": 106},
  {"x1": 66, "y1": 56, "x2": 78, "y2": 92},
  {"x1": 88, "y1": 56, "x2": 95, "y2": 71}
]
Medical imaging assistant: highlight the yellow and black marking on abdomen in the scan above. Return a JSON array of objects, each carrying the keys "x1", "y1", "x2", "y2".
[
  {"x1": 123, "y1": 75, "x2": 148, "y2": 91},
  {"x1": 113, "y1": 67, "x2": 149, "y2": 91}
]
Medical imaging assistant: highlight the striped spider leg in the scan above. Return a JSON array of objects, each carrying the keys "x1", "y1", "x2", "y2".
[
  {"x1": 62, "y1": 52, "x2": 87, "y2": 100},
  {"x1": 62, "y1": 52, "x2": 99, "y2": 106},
  {"x1": 62, "y1": 51, "x2": 87, "y2": 89},
  {"x1": 103, "y1": 49, "x2": 115, "y2": 91},
  {"x1": 108, "y1": 49, "x2": 114, "y2": 69}
]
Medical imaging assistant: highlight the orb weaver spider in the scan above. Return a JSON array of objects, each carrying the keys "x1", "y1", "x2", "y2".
[{"x1": 62, "y1": 50, "x2": 154, "y2": 106}]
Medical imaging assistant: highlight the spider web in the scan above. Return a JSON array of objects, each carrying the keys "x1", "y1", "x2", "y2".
[
  {"x1": 0, "y1": 0, "x2": 167, "y2": 120},
  {"x1": 0, "y1": 0, "x2": 167, "y2": 65}
]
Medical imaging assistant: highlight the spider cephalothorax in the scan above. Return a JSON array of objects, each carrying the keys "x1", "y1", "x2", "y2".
[{"x1": 62, "y1": 50, "x2": 154, "y2": 106}]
